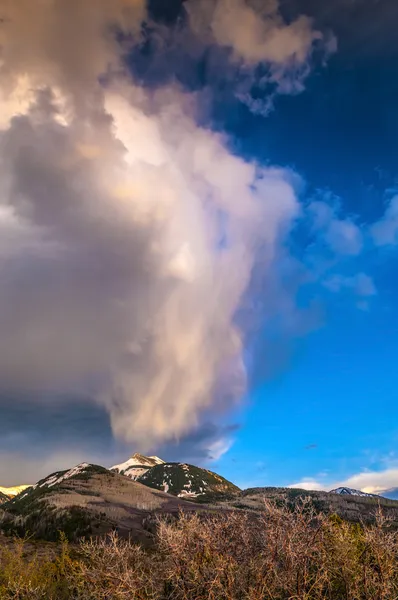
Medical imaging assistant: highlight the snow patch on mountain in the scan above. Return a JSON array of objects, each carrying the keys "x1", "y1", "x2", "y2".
[
  {"x1": 329, "y1": 487, "x2": 378, "y2": 498},
  {"x1": 34, "y1": 463, "x2": 91, "y2": 490}
]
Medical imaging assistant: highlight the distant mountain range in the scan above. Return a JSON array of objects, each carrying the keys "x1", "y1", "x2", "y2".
[
  {"x1": 2, "y1": 455, "x2": 398, "y2": 542},
  {"x1": 1, "y1": 454, "x2": 395, "y2": 502}
]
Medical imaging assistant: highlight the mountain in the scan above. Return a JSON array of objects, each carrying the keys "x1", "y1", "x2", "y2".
[
  {"x1": 382, "y1": 488, "x2": 398, "y2": 500},
  {"x1": 0, "y1": 491, "x2": 9, "y2": 504},
  {"x1": 329, "y1": 487, "x2": 379, "y2": 498},
  {"x1": 0, "y1": 462, "x2": 200, "y2": 542},
  {"x1": 0, "y1": 485, "x2": 31, "y2": 499},
  {"x1": 111, "y1": 453, "x2": 165, "y2": 480},
  {"x1": 136, "y1": 462, "x2": 240, "y2": 498}
]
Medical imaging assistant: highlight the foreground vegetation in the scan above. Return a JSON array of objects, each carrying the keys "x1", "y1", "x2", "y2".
[{"x1": 1, "y1": 499, "x2": 398, "y2": 599}]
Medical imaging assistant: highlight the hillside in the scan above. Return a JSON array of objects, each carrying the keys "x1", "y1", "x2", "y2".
[
  {"x1": 111, "y1": 453, "x2": 165, "y2": 480},
  {"x1": 0, "y1": 463, "x2": 203, "y2": 542},
  {"x1": 137, "y1": 462, "x2": 240, "y2": 498},
  {"x1": 203, "y1": 486, "x2": 398, "y2": 524},
  {"x1": 0, "y1": 491, "x2": 8, "y2": 504}
]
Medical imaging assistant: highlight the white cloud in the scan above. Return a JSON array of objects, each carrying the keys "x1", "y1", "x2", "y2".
[
  {"x1": 371, "y1": 195, "x2": 398, "y2": 246},
  {"x1": 326, "y1": 220, "x2": 363, "y2": 256},
  {"x1": 324, "y1": 273, "x2": 377, "y2": 297},
  {"x1": 289, "y1": 478, "x2": 326, "y2": 491},
  {"x1": 207, "y1": 437, "x2": 234, "y2": 461},
  {"x1": 308, "y1": 200, "x2": 363, "y2": 256},
  {"x1": 289, "y1": 466, "x2": 398, "y2": 496}
]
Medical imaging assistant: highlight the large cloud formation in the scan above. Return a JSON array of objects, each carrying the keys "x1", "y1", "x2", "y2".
[{"x1": 0, "y1": 0, "x2": 333, "y2": 455}]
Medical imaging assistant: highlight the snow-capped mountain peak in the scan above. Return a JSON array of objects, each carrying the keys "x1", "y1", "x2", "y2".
[
  {"x1": 329, "y1": 487, "x2": 377, "y2": 498},
  {"x1": 110, "y1": 453, "x2": 165, "y2": 480}
]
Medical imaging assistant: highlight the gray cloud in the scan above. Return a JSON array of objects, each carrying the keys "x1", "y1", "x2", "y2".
[
  {"x1": 0, "y1": 395, "x2": 115, "y2": 485},
  {"x1": 181, "y1": 0, "x2": 336, "y2": 115},
  {"x1": 156, "y1": 421, "x2": 240, "y2": 464},
  {"x1": 129, "y1": 0, "x2": 336, "y2": 117}
]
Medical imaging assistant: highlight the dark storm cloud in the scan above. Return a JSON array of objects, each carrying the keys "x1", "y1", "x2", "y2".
[
  {"x1": 0, "y1": 394, "x2": 112, "y2": 452},
  {"x1": 157, "y1": 422, "x2": 241, "y2": 464},
  {"x1": 130, "y1": 0, "x2": 336, "y2": 116},
  {"x1": 281, "y1": 0, "x2": 398, "y2": 57}
]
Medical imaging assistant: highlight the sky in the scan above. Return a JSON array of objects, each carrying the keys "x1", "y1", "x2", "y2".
[{"x1": 0, "y1": 0, "x2": 398, "y2": 496}]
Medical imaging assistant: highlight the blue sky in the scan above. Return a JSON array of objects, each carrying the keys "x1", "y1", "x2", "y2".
[
  {"x1": 206, "y1": 0, "x2": 398, "y2": 492},
  {"x1": 1, "y1": 0, "x2": 398, "y2": 493}
]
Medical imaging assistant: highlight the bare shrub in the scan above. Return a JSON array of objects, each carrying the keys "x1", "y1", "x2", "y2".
[
  {"x1": 2, "y1": 499, "x2": 398, "y2": 599},
  {"x1": 157, "y1": 499, "x2": 330, "y2": 600},
  {"x1": 70, "y1": 531, "x2": 161, "y2": 600}
]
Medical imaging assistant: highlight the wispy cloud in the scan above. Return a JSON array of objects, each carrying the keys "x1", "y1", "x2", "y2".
[
  {"x1": 289, "y1": 465, "x2": 398, "y2": 496},
  {"x1": 308, "y1": 199, "x2": 363, "y2": 256},
  {"x1": 371, "y1": 195, "x2": 398, "y2": 246},
  {"x1": 183, "y1": 0, "x2": 336, "y2": 115},
  {"x1": 327, "y1": 273, "x2": 377, "y2": 296}
]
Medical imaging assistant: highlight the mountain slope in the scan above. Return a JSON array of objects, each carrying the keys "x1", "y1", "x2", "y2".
[
  {"x1": 137, "y1": 462, "x2": 240, "y2": 498},
  {"x1": 111, "y1": 453, "x2": 165, "y2": 480},
  {"x1": 0, "y1": 491, "x2": 8, "y2": 504},
  {"x1": 0, "y1": 463, "x2": 202, "y2": 542},
  {"x1": 329, "y1": 487, "x2": 379, "y2": 498}
]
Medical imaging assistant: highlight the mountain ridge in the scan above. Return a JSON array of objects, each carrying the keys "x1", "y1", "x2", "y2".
[
  {"x1": 329, "y1": 486, "x2": 379, "y2": 498},
  {"x1": 3, "y1": 458, "x2": 398, "y2": 542}
]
